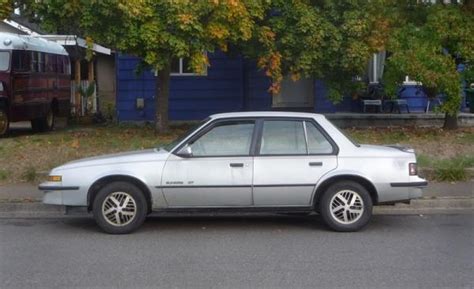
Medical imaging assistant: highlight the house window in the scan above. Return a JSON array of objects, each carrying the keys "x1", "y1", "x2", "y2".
[{"x1": 170, "y1": 57, "x2": 207, "y2": 76}]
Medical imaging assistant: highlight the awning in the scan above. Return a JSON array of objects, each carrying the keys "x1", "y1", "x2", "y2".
[{"x1": 37, "y1": 35, "x2": 111, "y2": 55}]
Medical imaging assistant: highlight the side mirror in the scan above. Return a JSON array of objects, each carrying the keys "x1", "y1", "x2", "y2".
[
  {"x1": 176, "y1": 145, "x2": 193, "y2": 158},
  {"x1": 0, "y1": 82, "x2": 4, "y2": 92}
]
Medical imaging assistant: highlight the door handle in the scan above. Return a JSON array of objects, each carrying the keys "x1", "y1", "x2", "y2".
[
  {"x1": 230, "y1": 163, "x2": 244, "y2": 168},
  {"x1": 309, "y1": 162, "x2": 323, "y2": 167}
]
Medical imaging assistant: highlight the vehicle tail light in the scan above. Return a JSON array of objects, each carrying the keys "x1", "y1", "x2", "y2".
[{"x1": 409, "y1": 163, "x2": 417, "y2": 176}]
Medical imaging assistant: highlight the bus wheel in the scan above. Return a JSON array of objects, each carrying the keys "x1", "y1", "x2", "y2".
[
  {"x1": 31, "y1": 108, "x2": 55, "y2": 133},
  {"x1": 0, "y1": 107, "x2": 9, "y2": 137}
]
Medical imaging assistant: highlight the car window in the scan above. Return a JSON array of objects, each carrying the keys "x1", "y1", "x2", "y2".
[
  {"x1": 190, "y1": 121, "x2": 254, "y2": 156},
  {"x1": 305, "y1": 121, "x2": 334, "y2": 154},
  {"x1": 0, "y1": 51, "x2": 10, "y2": 71},
  {"x1": 260, "y1": 120, "x2": 306, "y2": 155}
]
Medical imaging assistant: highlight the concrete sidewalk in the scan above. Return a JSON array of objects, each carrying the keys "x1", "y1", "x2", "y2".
[{"x1": 0, "y1": 180, "x2": 472, "y2": 217}]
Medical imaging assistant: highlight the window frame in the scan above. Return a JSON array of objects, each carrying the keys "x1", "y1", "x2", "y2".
[
  {"x1": 0, "y1": 51, "x2": 11, "y2": 72},
  {"x1": 12, "y1": 50, "x2": 31, "y2": 72},
  {"x1": 255, "y1": 117, "x2": 339, "y2": 157},
  {"x1": 258, "y1": 119, "x2": 308, "y2": 156},
  {"x1": 172, "y1": 118, "x2": 258, "y2": 158},
  {"x1": 170, "y1": 56, "x2": 208, "y2": 77},
  {"x1": 171, "y1": 117, "x2": 339, "y2": 158}
]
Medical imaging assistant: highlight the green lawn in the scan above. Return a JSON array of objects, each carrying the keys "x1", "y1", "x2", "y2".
[{"x1": 0, "y1": 123, "x2": 473, "y2": 184}]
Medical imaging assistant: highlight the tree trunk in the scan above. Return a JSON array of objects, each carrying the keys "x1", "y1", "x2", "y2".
[
  {"x1": 443, "y1": 113, "x2": 458, "y2": 130},
  {"x1": 155, "y1": 66, "x2": 171, "y2": 134}
]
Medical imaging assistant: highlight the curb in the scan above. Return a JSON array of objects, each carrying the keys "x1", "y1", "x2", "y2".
[
  {"x1": 0, "y1": 198, "x2": 471, "y2": 218},
  {"x1": 374, "y1": 197, "x2": 473, "y2": 215}
]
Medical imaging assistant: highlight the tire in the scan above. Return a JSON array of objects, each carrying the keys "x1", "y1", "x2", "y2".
[
  {"x1": 31, "y1": 107, "x2": 55, "y2": 133},
  {"x1": 0, "y1": 107, "x2": 9, "y2": 138},
  {"x1": 318, "y1": 181, "x2": 373, "y2": 232},
  {"x1": 92, "y1": 181, "x2": 148, "y2": 234}
]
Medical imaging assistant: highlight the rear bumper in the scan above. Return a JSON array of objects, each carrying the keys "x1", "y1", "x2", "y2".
[{"x1": 377, "y1": 178, "x2": 427, "y2": 204}]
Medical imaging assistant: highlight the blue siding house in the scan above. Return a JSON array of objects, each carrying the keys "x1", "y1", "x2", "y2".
[{"x1": 116, "y1": 52, "x2": 432, "y2": 122}]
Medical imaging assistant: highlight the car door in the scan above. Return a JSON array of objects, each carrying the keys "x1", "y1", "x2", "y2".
[
  {"x1": 161, "y1": 119, "x2": 256, "y2": 207},
  {"x1": 253, "y1": 119, "x2": 338, "y2": 206}
]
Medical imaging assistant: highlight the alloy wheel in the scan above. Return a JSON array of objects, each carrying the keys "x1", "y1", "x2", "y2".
[
  {"x1": 329, "y1": 189, "x2": 364, "y2": 225},
  {"x1": 101, "y1": 192, "x2": 137, "y2": 226}
]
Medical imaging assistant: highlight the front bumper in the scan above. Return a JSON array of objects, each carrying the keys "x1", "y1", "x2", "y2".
[{"x1": 38, "y1": 184, "x2": 84, "y2": 206}]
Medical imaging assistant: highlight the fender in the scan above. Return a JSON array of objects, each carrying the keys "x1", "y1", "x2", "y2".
[
  {"x1": 86, "y1": 169, "x2": 163, "y2": 211},
  {"x1": 310, "y1": 169, "x2": 379, "y2": 206}
]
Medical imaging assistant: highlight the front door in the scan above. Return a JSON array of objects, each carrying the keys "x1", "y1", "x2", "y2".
[
  {"x1": 162, "y1": 119, "x2": 256, "y2": 207},
  {"x1": 253, "y1": 119, "x2": 338, "y2": 206}
]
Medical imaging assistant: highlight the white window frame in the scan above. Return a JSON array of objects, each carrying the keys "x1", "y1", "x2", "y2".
[
  {"x1": 369, "y1": 53, "x2": 384, "y2": 84},
  {"x1": 170, "y1": 56, "x2": 208, "y2": 76}
]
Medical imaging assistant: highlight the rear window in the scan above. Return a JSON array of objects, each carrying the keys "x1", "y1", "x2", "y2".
[{"x1": 0, "y1": 51, "x2": 10, "y2": 71}]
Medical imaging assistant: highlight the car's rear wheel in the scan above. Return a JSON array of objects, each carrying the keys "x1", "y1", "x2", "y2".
[
  {"x1": 318, "y1": 181, "x2": 372, "y2": 232},
  {"x1": 0, "y1": 107, "x2": 9, "y2": 138},
  {"x1": 92, "y1": 181, "x2": 148, "y2": 234}
]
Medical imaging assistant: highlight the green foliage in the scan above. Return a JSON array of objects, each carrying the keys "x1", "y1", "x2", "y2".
[
  {"x1": 383, "y1": 2, "x2": 474, "y2": 118},
  {"x1": 77, "y1": 82, "x2": 96, "y2": 100},
  {"x1": 0, "y1": 169, "x2": 10, "y2": 181},
  {"x1": 18, "y1": 0, "x2": 473, "y2": 128},
  {"x1": 21, "y1": 0, "x2": 269, "y2": 73},
  {"x1": 22, "y1": 166, "x2": 37, "y2": 183},
  {"x1": 418, "y1": 154, "x2": 474, "y2": 182},
  {"x1": 463, "y1": 66, "x2": 474, "y2": 86},
  {"x1": 242, "y1": 0, "x2": 389, "y2": 98},
  {"x1": 0, "y1": 0, "x2": 12, "y2": 20}
]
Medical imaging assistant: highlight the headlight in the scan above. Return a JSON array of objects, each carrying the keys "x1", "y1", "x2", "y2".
[{"x1": 48, "y1": 175, "x2": 62, "y2": 182}]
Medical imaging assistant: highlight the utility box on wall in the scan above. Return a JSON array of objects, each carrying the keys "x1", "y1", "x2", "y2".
[{"x1": 136, "y1": 97, "x2": 145, "y2": 110}]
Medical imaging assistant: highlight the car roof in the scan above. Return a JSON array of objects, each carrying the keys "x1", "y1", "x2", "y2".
[{"x1": 209, "y1": 111, "x2": 326, "y2": 120}]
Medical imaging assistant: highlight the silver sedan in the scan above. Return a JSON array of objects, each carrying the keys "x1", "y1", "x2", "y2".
[{"x1": 39, "y1": 112, "x2": 427, "y2": 234}]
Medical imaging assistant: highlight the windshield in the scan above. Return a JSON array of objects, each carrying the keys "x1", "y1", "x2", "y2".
[
  {"x1": 162, "y1": 118, "x2": 210, "y2": 151},
  {"x1": 0, "y1": 51, "x2": 10, "y2": 71}
]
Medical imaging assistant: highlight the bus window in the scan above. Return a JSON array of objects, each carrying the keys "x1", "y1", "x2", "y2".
[
  {"x1": 12, "y1": 50, "x2": 31, "y2": 72},
  {"x1": 64, "y1": 57, "x2": 70, "y2": 75},
  {"x1": 39, "y1": 52, "x2": 45, "y2": 72},
  {"x1": 57, "y1": 55, "x2": 64, "y2": 74},
  {"x1": 31, "y1": 51, "x2": 39, "y2": 72},
  {"x1": 0, "y1": 51, "x2": 9, "y2": 71},
  {"x1": 46, "y1": 54, "x2": 53, "y2": 72}
]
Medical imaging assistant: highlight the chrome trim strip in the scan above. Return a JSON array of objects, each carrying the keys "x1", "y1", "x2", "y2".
[{"x1": 156, "y1": 184, "x2": 316, "y2": 189}]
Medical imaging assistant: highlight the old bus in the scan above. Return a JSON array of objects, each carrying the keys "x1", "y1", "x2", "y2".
[{"x1": 0, "y1": 32, "x2": 71, "y2": 137}]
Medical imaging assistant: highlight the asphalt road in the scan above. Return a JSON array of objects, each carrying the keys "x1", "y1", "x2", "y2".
[{"x1": 0, "y1": 214, "x2": 472, "y2": 289}]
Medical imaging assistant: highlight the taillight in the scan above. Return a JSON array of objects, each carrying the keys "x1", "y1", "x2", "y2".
[{"x1": 409, "y1": 163, "x2": 417, "y2": 176}]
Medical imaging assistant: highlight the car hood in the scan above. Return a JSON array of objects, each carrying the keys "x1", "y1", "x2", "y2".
[{"x1": 55, "y1": 148, "x2": 170, "y2": 170}]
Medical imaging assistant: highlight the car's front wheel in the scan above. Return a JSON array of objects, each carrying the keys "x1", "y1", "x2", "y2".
[
  {"x1": 319, "y1": 181, "x2": 373, "y2": 232},
  {"x1": 92, "y1": 181, "x2": 148, "y2": 234}
]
